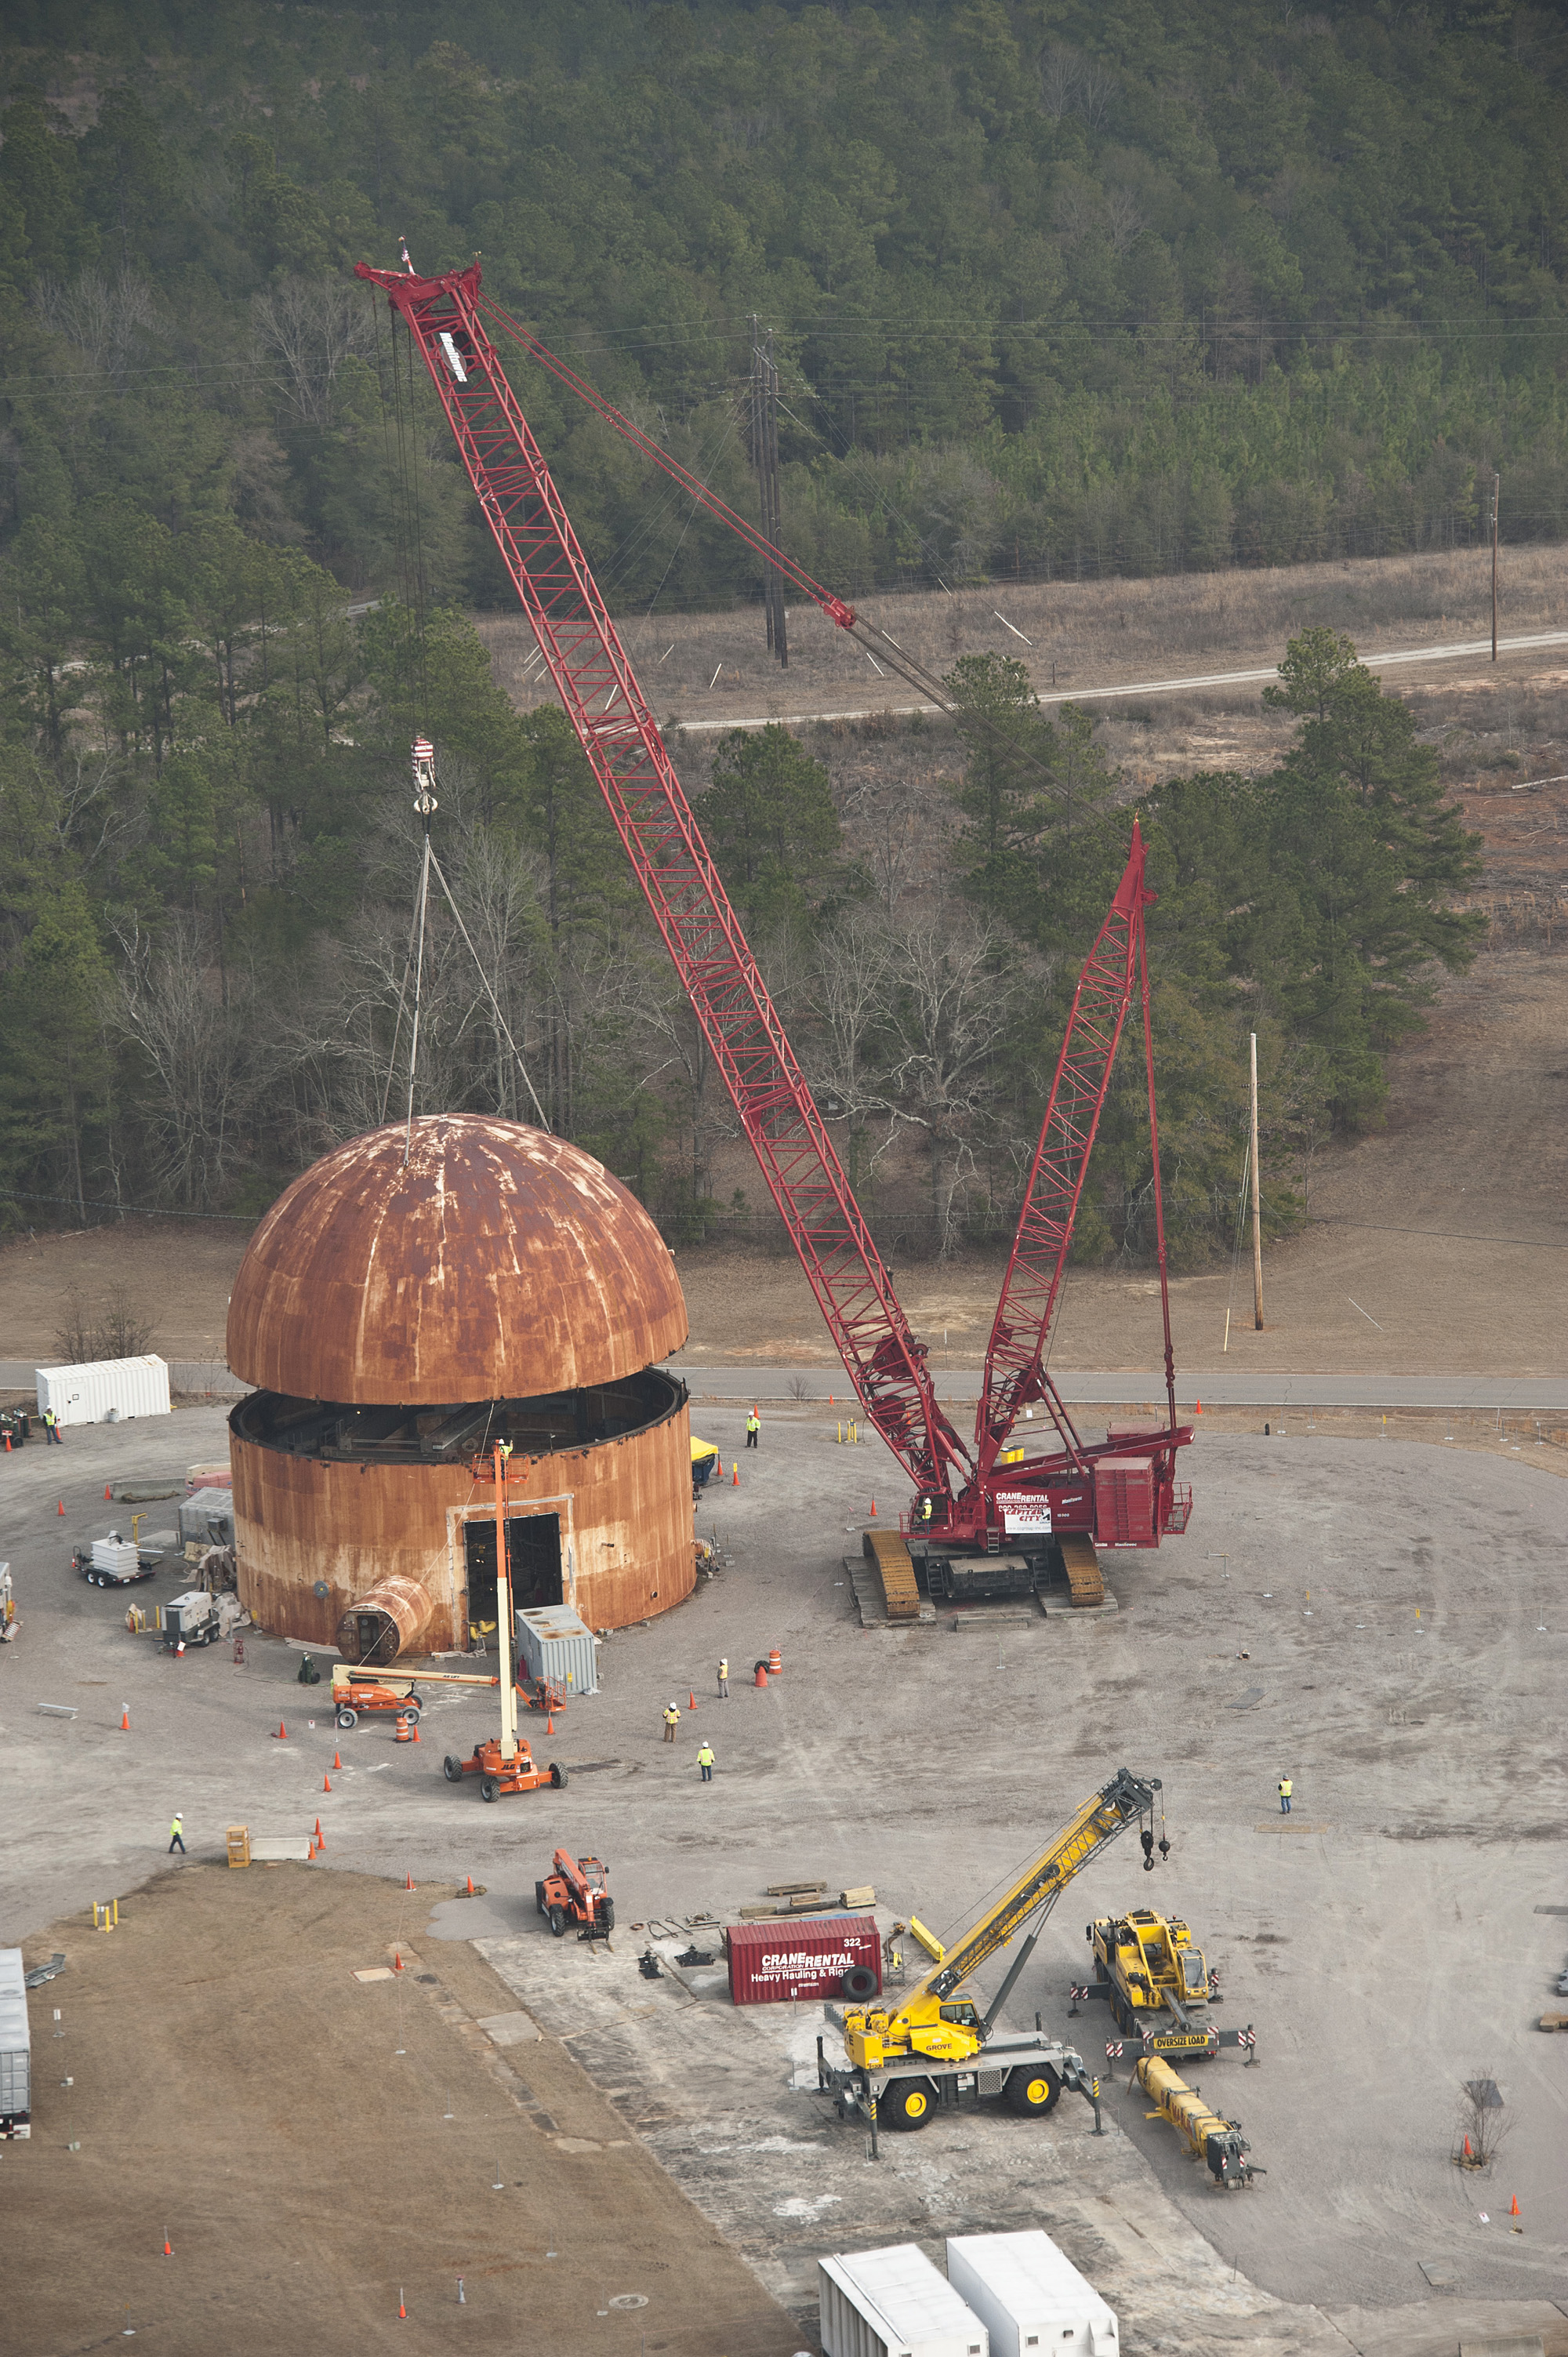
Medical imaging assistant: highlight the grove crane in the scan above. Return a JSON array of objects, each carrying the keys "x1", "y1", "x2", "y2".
[
  {"x1": 818, "y1": 1767, "x2": 1166, "y2": 2135},
  {"x1": 354, "y1": 254, "x2": 1194, "y2": 1600}
]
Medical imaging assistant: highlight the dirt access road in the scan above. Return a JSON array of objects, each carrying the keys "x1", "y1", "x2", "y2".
[
  {"x1": 6, "y1": 1866, "x2": 801, "y2": 2357},
  {"x1": 3, "y1": 1399, "x2": 1566, "y2": 2355}
]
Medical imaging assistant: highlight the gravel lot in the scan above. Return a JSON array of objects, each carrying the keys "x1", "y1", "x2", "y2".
[{"x1": 2, "y1": 1398, "x2": 1566, "y2": 2354}]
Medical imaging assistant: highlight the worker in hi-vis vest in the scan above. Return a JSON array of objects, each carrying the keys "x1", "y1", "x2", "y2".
[
  {"x1": 745, "y1": 1408, "x2": 760, "y2": 1449},
  {"x1": 717, "y1": 1657, "x2": 729, "y2": 1698},
  {"x1": 697, "y1": 1742, "x2": 716, "y2": 1783},
  {"x1": 1278, "y1": 1774, "x2": 1293, "y2": 1814}
]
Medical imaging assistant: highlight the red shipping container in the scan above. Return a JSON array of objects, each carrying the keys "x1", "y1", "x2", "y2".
[{"x1": 725, "y1": 1914, "x2": 881, "y2": 2006}]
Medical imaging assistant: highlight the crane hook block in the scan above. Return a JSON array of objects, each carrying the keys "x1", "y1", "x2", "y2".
[
  {"x1": 412, "y1": 737, "x2": 438, "y2": 818},
  {"x1": 1141, "y1": 1827, "x2": 1156, "y2": 1872}
]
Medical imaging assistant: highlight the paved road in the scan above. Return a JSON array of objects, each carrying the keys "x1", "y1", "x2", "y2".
[
  {"x1": 671, "y1": 624, "x2": 1568, "y2": 733},
  {"x1": 670, "y1": 1364, "x2": 1568, "y2": 1411}
]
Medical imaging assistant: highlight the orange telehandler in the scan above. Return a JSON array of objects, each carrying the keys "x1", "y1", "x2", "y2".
[{"x1": 536, "y1": 1850, "x2": 613, "y2": 1940}]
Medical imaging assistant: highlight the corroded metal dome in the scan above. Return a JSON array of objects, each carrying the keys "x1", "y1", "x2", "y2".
[{"x1": 227, "y1": 1116, "x2": 686, "y2": 1403}]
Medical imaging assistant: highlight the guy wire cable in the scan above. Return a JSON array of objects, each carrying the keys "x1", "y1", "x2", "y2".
[{"x1": 425, "y1": 842, "x2": 550, "y2": 1130}]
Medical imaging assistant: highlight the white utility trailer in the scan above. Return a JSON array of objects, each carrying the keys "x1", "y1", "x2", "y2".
[
  {"x1": 946, "y1": 2233, "x2": 1118, "y2": 2357},
  {"x1": 820, "y1": 2243, "x2": 988, "y2": 2357}
]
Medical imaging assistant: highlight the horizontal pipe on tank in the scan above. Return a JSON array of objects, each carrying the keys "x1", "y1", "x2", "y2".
[
  {"x1": 336, "y1": 1573, "x2": 437, "y2": 1665},
  {"x1": 230, "y1": 1368, "x2": 683, "y2": 1465}
]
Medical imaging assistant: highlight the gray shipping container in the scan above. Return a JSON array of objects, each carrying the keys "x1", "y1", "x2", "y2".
[
  {"x1": 179, "y1": 1487, "x2": 235, "y2": 1549},
  {"x1": 514, "y1": 1603, "x2": 598, "y2": 1696},
  {"x1": 0, "y1": 1947, "x2": 31, "y2": 2138},
  {"x1": 820, "y1": 2245, "x2": 989, "y2": 2357},
  {"x1": 946, "y1": 2233, "x2": 1118, "y2": 2357}
]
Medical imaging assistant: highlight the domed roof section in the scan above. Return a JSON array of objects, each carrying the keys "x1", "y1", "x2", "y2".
[{"x1": 227, "y1": 1117, "x2": 686, "y2": 1404}]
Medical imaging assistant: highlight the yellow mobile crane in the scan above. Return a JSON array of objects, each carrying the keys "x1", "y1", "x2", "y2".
[{"x1": 817, "y1": 1767, "x2": 1167, "y2": 2139}]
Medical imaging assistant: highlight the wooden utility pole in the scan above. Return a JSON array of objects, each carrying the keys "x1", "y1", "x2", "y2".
[
  {"x1": 1490, "y1": 470, "x2": 1501, "y2": 663},
  {"x1": 1250, "y1": 1031, "x2": 1264, "y2": 1331},
  {"x1": 749, "y1": 317, "x2": 788, "y2": 667}
]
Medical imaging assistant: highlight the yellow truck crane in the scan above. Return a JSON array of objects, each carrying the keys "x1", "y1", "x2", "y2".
[
  {"x1": 1076, "y1": 1908, "x2": 1256, "y2": 2065},
  {"x1": 816, "y1": 1767, "x2": 1166, "y2": 2142}
]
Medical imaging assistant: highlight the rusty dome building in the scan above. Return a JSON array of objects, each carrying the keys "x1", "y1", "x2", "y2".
[{"x1": 226, "y1": 1115, "x2": 692, "y2": 1660}]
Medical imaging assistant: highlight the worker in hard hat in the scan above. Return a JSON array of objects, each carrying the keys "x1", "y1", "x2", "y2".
[
  {"x1": 717, "y1": 1656, "x2": 729, "y2": 1698},
  {"x1": 1278, "y1": 1773, "x2": 1293, "y2": 1814},
  {"x1": 662, "y1": 1701, "x2": 681, "y2": 1743},
  {"x1": 697, "y1": 1741, "x2": 716, "y2": 1782},
  {"x1": 745, "y1": 1407, "x2": 760, "y2": 1450},
  {"x1": 168, "y1": 1814, "x2": 186, "y2": 1854}
]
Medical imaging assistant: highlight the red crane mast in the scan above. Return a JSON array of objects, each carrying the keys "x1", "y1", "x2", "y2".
[{"x1": 354, "y1": 257, "x2": 1191, "y2": 1557}]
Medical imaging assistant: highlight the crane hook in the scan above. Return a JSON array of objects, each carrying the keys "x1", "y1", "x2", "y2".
[{"x1": 1140, "y1": 1826, "x2": 1156, "y2": 1872}]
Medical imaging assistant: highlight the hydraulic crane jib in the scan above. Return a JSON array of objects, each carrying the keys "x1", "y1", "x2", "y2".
[{"x1": 355, "y1": 254, "x2": 1196, "y2": 1587}]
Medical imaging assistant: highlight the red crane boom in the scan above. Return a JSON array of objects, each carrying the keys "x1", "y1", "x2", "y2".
[
  {"x1": 356, "y1": 259, "x2": 967, "y2": 1496},
  {"x1": 354, "y1": 256, "x2": 1191, "y2": 1556}
]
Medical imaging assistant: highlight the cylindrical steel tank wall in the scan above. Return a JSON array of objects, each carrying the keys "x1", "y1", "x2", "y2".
[{"x1": 232, "y1": 1398, "x2": 694, "y2": 1650}]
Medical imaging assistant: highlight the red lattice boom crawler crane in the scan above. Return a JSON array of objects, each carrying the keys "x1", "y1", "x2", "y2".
[{"x1": 354, "y1": 256, "x2": 1193, "y2": 1605}]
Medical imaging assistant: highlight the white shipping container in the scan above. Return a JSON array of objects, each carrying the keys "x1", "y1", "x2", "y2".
[
  {"x1": 820, "y1": 2246, "x2": 989, "y2": 2357},
  {"x1": 0, "y1": 1947, "x2": 31, "y2": 2138},
  {"x1": 514, "y1": 1603, "x2": 598, "y2": 1696},
  {"x1": 946, "y1": 2234, "x2": 1118, "y2": 2357},
  {"x1": 37, "y1": 1354, "x2": 171, "y2": 1428}
]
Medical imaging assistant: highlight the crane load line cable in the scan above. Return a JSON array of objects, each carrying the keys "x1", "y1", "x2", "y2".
[
  {"x1": 471, "y1": 291, "x2": 1105, "y2": 824},
  {"x1": 423, "y1": 841, "x2": 550, "y2": 1132}
]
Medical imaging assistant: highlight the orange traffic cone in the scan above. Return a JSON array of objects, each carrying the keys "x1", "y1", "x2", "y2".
[
  {"x1": 754, "y1": 1662, "x2": 768, "y2": 1687},
  {"x1": 162, "y1": 2232, "x2": 172, "y2": 2257},
  {"x1": 688, "y1": 1690, "x2": 696, "y2": 1712},
  {"x1": 307, "y1": 1838, "x2": 316, "y2": 1859},
  {"x1": 332, "y1": 1751, "x2": 342, "y2": 1770},
  {"x1": 869, "y1": 1497, "x2": 877, "y2": 1517},
  {"x1": 1463, "y1": 2135, "x2": 1473, "y2": 2159},
  {"x1": 104, "y1": 1484, "x2": 112, "y2": 1500},
  {"x1": 314, "y1": 1818, "x2": 324, "y2": 1844},
  {"x1": 398, "y1": 2291, "x2": 407, "y2": 2320},
  {"x1": 393, "y1": 1950, "x2": 403, "y2": 1972},
  {"x1": 546, "y1": 1712, "x2": 554, "y2": 1734},
  {"x1": 1510, "y1": 2195, "x2": 1520, "y2": 2217},
  {"x1": 466, "y1": 1875, "x2": 475, "y2": 1896},
  {"x1": 57, "y1": 1499, "x2": 65, "y2": 1516},
  {"x1": 731, "y1": 1461, "x2": 739, "y2": 1485},
  {"x1": 276, "y1": 1721, "x2": 287, "y2": 1740},
  {"x1": 323, "y1": 1773, "x2": 332, "y2": 1792},
  {"x1": 1196, "y1": 1399, "x2": 1203, "y2": 1415},
  {"x1": 120, "y1": 1707, "x2": 130, "y2": 1732},
  {"x1": 405, "y1": 1872, "x2": 414, "y2": 1890},
  {"x1": 412, "y1": 1725, "x2": 420, "y2": 1742}
]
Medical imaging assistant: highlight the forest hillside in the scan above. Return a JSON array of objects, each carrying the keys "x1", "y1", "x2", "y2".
[{"x1": 0, "y1": 2, "x2": 1548, "y2": 1259}]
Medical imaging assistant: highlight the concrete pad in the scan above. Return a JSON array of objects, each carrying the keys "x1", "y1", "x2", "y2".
[{"x1": 477, "y1": 2008, "x2": 543, "y2": 2046}]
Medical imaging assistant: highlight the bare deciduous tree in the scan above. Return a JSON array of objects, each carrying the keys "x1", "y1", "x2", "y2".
[
  {"x1": 35, "y1": 270, "x2": 158, "y2": 384},
  {"x1": 252, "y1": 276, "x2": 375, "y2": 430}
]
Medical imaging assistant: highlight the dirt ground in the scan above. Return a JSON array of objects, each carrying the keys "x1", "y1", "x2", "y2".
[
  {"x1": 3, "y1": 1400, "x2": 1566, "y2": 2355},
  {"x1": 6, "y1": 1865, "x2": 802, "y2": 2357}
]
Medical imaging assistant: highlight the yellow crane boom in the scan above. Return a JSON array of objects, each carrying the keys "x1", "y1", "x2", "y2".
[{"x1": 844, "y1": 1767, "x2": 1164, "y2": 2072}]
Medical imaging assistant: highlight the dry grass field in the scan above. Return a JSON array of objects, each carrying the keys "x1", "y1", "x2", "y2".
[{"x1": 474, "y1": 539, "x2": 1568, "y2": 738}]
